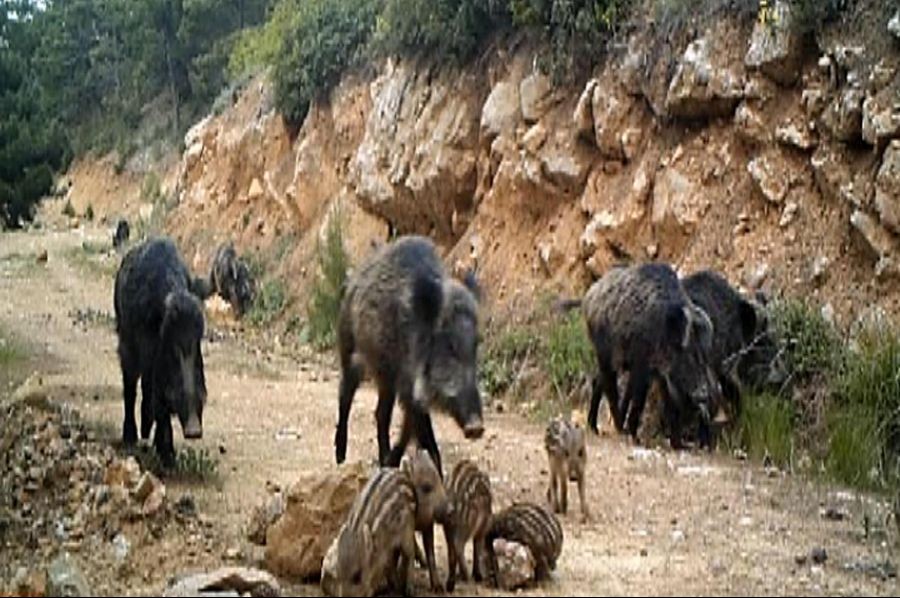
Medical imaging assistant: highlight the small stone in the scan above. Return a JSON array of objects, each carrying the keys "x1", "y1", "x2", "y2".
[
  {"x1": 224, "y1": 546, "x2": 242, "y2": 561},
  {"x1": 142, "y1": 485, "x2": 167, "y2": 517},
  {"x1": 112, "y1": 533, "x2": 130, "y2": 562},
  {"x1": 492, "y1": 539, "x2": 536, "y2": 590},
  {"x1": 811, "y1": 256, "x2": 830, "y2": 284},
  {"x1": 776, "y1": 121, "x2": 816, "y2": 150},
  {"x1": 132, "y1": 472, "x2": 162, "y2": 503},
  {"x1": 811, "y1": 547, "x2": 828, "y2": 565},
  {"x1": 780, "y1": 201, "x2": 799, "y2": 228},
  {"x1": 248, "y1": 178, "x2": 264, "y2": 200},
  {"x1": 889, "y1": 12, "x2": 900, "y2": 40},
  {"x1": 14, "y1": 567, "x2": 47, "y2": 597},
  {"x1": 174, "y1": 494, "x2": 197, "y2": 519},
  {"x1": 744, "y1": 263, "x2": 769, "y2": 290},
  {"x1": 37, "y1": 249, "x2": 48, "y2": 263},
  {"x1": 47, "y1": 552, "x2": 91, "y2": 597},
  {"x1": 105, "y1": 457, "x2": 142, "y2": 489},
  {"x1": 821, "y1": 303, "x2": 836, "y2": 326},
  {"x1": 821, "y1": 507, "x2": 845, "y2": 521},
  {"x1": 162, "y1": 567, "x2": 281, "y2": 597}
]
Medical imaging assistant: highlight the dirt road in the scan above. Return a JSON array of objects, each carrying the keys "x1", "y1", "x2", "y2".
[{"x1": 1, "y1": 224, "x2": 897, "y2": 596}]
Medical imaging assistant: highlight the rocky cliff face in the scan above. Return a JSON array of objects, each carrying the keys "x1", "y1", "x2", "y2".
[{"x1": 69, "y1": 1, "x2": 900, "y2": 327}]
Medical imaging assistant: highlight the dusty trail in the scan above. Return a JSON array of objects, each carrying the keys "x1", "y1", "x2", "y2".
[{"x1": 0, "y1": 224, "x2": 897, "y2": 596}]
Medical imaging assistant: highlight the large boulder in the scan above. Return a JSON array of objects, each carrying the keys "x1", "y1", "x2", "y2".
[
  {"x1": 163, "y1": 567, "x2": 281, "y2": 597},
  {"x1": 538, "y1": 131, "x2": 594, "y2": 193},
  {"x1": 810, "y1": 143, "x2": 874, "y2": 209},
  {"x1": 734, "y1": 102, "x2": 770, "y2": 144},
  {"x1": 481, "y1": 80, "x2": 521, "y2": 143},
  {"x1": 821, "y1": 87, "x2": 865, "y2": 143},
  {"x1": 748, "y1": 151, "x2": 792, "y2": 204},
  {"x1": 592, "y1": 81, "x2": 642, "y2": 160},
  {"x1": 351, "y1": 59, "x2": 481, "y2": 240},
  {"x1": 665, "y1": 37, "x2": 744, "y2": 119},
  {"x1": 744, "y1": 1, "x2": 804, "y2": 85},
  {"x1": 263, "y1": 461, "x2": 370, "y2": 580},
  {"x1": 520, "y1": 72, "x2": 555, "y2": 123},
  {"x1": 573, "y1": 79, "x2": 598, "y2": 140},
  {"x1": 875, "y1": 141, "x2": 900, "y2": 234},
  {"x1": 652, "y1": 165, "x2": 710, "y2": 237},
  {"x1": 580, "y1": 157, "x2": 652, "y2": 261},
  {"x1": 851, "y1": 210, "x2": 898, "y2": 278},
  {"x1": 862, "y1": 86, "x2": 900, "y2": 148}
]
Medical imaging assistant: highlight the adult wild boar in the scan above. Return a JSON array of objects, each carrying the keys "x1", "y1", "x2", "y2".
[
  {"x1": 682, "y1": 270, "x2": 785, "y2": 427},
  {"x1": 114, "y1": 237, "x2": 207, "y2": 467},
  {"x1": 334, "y1": 235, "x2": 484, "y2": 476},
  {"x1": 209, "y1": 241, "x2": 255, "y2": 317},
  {"x1": 564, "y1": 263, "x2": 721, "y2": 449}
]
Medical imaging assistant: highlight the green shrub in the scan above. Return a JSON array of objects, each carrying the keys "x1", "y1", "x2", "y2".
[
  {"x1": 247, "y1": 279, "x2": 288, "y2": 326},
  {"x1": 229, "y1": 0, "x2": 298, "y2": 79},
  {"x1": 828, "y1": 327, "x2": 900, "y2": 491},
  {"x1": 84, "y1": 203, "x2": 94, "y2": 221},
  {"x1": 374, "y1": 0, "x2": 510, "y2": 62},
  {"x1": 787, "y1": 0, "x2": 848, "y2": 34},
  {"x1": 273, "y1": 0, "x2": 379, "y2": 127},
  {"x1": 61, "y1": 198, "x2": 75, "y2": 218},
  {"x1": 733, "y1": 392, "x2": 795, "y2": 468},
  {"x1": 141, "y1": 173, "x2": 164, "y2": 203},
  {"x1": 480, "y1": 326, "x2": 542, "y2": 398},
  {"x1": 546, "y1": 310, "x2": 593, "y2": 398},
  {"x1": 770, "y1": 299, "x2": 844, "y2": 386},
  {"x1": 135, "y1": 445, "x2": 220, "y2": 482},
  {"x1": 0, "y1": 330, "x2": 25, "y2": 368},
  {"x1": 307, "y1": 206, "x2": 350, "y2": 350},
  {"x1": 510, "y1": 0, "x2": 629, "y2": 83}
]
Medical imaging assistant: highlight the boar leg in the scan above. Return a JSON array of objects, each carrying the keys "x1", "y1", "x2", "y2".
[
  {"x1": 444, "y1": 523, "x2": 459, "y2": 592},
  {"x1": 121, "y1": 360, "x2": 139, "y2": 446},
  {"x1": 334, "y1": 359, "x2": 362, "y2": 465},
  {"x1": 473, "y1": 534, "x2": 487, "y2": 582},
  {"x1": 661, "y1": 392, "x2": 686, "y2": 450},
  {"x1": 140, "y1": 375, "x2": 154, "y2": 440},
  {"x1": 421, "y1": 525, "x2": 442, "y2": 592},
  {"x1": 375, "y1": 373, "x2": 397, "y2": 466},
  {"x1": 411, "y1": 408, "x2": 443, "y2": 478},
  {"x1": 578, "y1": 474, "x2": 591, "y2": 521},
  {"x1": 624, "y1": 365, "x2": 652, "y2": 441},
  {"x1": 153, "y1": 396, "x2": 176, "y2": 468}
]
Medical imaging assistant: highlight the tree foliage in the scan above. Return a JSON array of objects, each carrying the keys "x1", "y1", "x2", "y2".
[{"x1": 0, "y1": 0, "x2": 273, "y2": 226}]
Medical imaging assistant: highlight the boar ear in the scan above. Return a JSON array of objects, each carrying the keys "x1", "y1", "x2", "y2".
[
  {"x1": 665, "y1": 303, "x2": 690, "y2": 350},
  {"x1": 462, "y1": 269, "x2": 481, "y2": 302},
  {"x1": 416, "y1": 448, "x2": 435, "y2": 470},
  {"x1": 738, "y1": 299, "x2": 758, "y2": 342},
  {"x1": 400, "y1": 452, "x2": 413, "y2": 476}
]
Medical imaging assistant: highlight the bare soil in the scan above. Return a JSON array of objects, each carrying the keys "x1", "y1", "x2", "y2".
[{"x1": 1, "y1": 223, "x2": 897, "y2": 596}]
